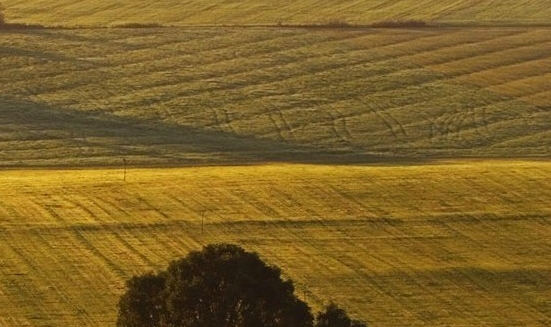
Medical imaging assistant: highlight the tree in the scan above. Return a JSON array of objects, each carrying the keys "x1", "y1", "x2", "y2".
[
  {"x1": 117, "y1": 243, "x2": 314, "y2": 327},
  {"x1": 117, "y1": 273, "x2": 166, "y2": 327},
  {"x1": 315, "y1": 303, "x2": 367, "y2": 327}
]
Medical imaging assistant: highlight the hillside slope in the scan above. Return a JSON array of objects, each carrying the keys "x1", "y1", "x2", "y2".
[
  {"x1": 0, "y1": 162, "x2": 550, "y2": 327},
  {"x1": 2, "y1": 0, "x2": 551, "y2": 27},
  {"x1": 1, "y1": 27, "x2": 550, "y2": 166}
]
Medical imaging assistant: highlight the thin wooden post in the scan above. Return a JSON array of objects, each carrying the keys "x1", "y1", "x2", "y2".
[{"x1": 123, "y1": 158, "x2": 127, "y2": 182}]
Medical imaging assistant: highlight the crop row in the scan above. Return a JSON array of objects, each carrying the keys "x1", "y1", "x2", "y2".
[
  {"x1": 3, "y1": 0, "x2": 551, "y2": 26},
  {"x1": 0, "y1": 162, "x2": 550, "y2": 326},
  {"x1": 1, "y1": 27, "x2": 550, "y2": 166}
]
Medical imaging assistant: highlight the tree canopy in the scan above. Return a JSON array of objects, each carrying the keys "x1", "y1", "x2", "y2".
[
  {"x1": 117, "y1": 243, "x2": 314, "y2": 327},
  {"x1": 117, "y1": 243, "x2": 367, "y2": 327},
  {"x1": 117, "y1": 272, "x2": 166, "y2": 327},
  {"x1": 315, "y1": 303, "x2": 367, "y2": 327}
]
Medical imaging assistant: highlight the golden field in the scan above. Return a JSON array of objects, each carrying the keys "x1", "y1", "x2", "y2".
[
  {"x1": 2, "y1": 0, "x2": 551, "y2": 27},
  {"x1": 1, "y1": 1, "x2": 551, "y2": 326},
  {"x1": 1, "y1": 27, "x2": 550, "y2": 167},
  {"x1": 0, "y1": 161, "x2": 550, "y2": 326}
]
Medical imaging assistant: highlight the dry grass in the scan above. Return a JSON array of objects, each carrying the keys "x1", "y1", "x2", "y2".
[
  {"x1": 2, "y1": 0, "x2": 551, "y2": 27},
  {"x1": 1, "y1": 3, "x2": 550, "y2": 327},
  {"x1": 1, "y1": 27, "x2": 550, "y2": 167},
  {"x1": 0, "y1": 161, "x2": 550, "y2": 326}
]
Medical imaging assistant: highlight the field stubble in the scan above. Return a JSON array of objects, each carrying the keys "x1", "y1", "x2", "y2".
[
  {"x1": 2, "y1": 0, "x2": 551, "y2": 27},
  {"x1": 1, "y1": 15, "x2": 551, "y2": 327},
  {"x1": 0, "y1": 27, "x2": 550, "y2": 167},
  {"x1": 0, "y1": 161, "x2": 550, "y2": 326}
]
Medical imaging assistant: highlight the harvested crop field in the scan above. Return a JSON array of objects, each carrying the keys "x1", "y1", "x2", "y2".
[
  {"x1": 1, "y1": 1, "x2": 550, "y2": 326},
  {"x1": 1, "y1": 27, "x2": 550, "y2": 167},
  {"x1": 2, "y1": 0, "x2": 551, "y2": 27},
  {"x1": 0, "y1": 161, "x2": 550, "y2": 326}
]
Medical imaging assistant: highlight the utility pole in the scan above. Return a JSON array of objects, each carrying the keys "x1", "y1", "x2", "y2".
[{"x1": 123, "y1": 158, "x2": 127, "y2": 182}]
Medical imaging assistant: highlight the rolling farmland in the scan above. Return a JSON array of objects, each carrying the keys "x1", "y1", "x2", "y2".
[
  {"x1": 1, "y1": 1, "x2": 551, "y2": 326},
  {"x1": 0, "y1": 162, "x2": 550, "y2": 326},
  {"x1": 1, "y1": 27, "x2": 550, "y2": 166},
  {"x1": 2, "y1": 0, "x2": 551, "y2": 27}
]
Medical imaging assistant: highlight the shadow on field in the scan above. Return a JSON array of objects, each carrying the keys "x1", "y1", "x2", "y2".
[
  {"x1": 0, "y1": 44, "x2": 74, "y2": 62},
  {"x1": 0, "y1": 96, "x2": 391, "y2": 167}
]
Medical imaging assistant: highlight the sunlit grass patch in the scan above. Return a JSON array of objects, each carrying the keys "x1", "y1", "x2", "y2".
[
  {"x1": 2, "y1": 0, "x2": 551, "y2": 27},
  {"x1": 0, "y1": 161, "x2": 550, "y2": 326}
]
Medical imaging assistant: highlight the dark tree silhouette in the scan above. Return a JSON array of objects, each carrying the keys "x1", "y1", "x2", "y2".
[
  {"x1": 117, "y1": 273, "x2": 166, "y2": 327},
  {"x1": 117, "y1": 243, "x2": 313, "y2": 327},
  {"x1": 315, "y1": 303, "x2": 367, "y2": 327}
]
